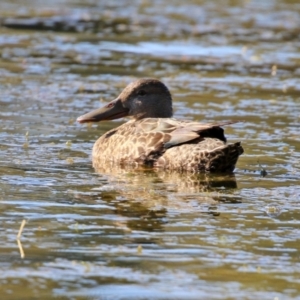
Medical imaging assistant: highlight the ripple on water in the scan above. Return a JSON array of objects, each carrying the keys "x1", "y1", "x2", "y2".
[{"x1": 0, "y1": 0, "x2": 300, "y2": 299}]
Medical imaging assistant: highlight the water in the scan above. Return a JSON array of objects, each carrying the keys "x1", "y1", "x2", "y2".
[{"x1": 0, "y1": 0, "x2": 300, "y2": 299}]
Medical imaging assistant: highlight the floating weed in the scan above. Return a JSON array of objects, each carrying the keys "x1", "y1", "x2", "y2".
[
  {"x1": 271, "y1": 64, "x2": 277, "y2": 76},
  {"x1": 148, "y1": 189, "x2": 157, "y2": 196},
  {"x1": 66, "y1": 140, "x2": 72, "y2": 148},
  {"x1": 137, "y1": 244, "x2": 143, "y2": 255},
  {"x1": 250, "y1": 54, "x2": 261, "y2": 62},
  {"x1": 80, "y1": 261, "x2": 91, "y2": 272},
  {"x1": 17, "y1": 219, "x2": 26, "y2": 240},
  {"x1": 260, "y1": 169, "x2": 267, "y2": 177},
  {"x1": 73, "y1": 222, "x2": 79, "y2": 232},
  {"x1": 78, "y1": 84, "x2": 85, "y2": 93},
  {"x1": 257, "y1": 266, "x2": 261, "y2": 273},
  {"x1": 257, "y1": 160, "x2": 268, "y2": 177},
  {"x1": 17, "y1": 219, "x2": 26, "y2": 259},
  {"x1": 241, "y1": 46, "x2": 248, "y2": 56},
  {"x1": 66, "y1": 157, "x2": 74, "y2": 164},
  {"x1": 242, "y1": 264, "x2": 248, "y2": 271},
  {"x1": 282, "y1": 84, "x2": 287, "y2": 93},
  {"x1": 208, "y1": 206, "x2": 220, "y2": 217},
  {"x1": 219, "y1": 235, "x2": 227, "y2": 244},
  {"x1": 17, "y1": 239, "x2": 25, "y2": 259},
  {"x1": 23, "y1": 131, "x2": 29, "y2": 148},
  {"x1": 282, "y1": 146, "x2": 289, "y2": 153},
  {"x1": 265, "y1": 205, "x2": 282, "y2": 218}
]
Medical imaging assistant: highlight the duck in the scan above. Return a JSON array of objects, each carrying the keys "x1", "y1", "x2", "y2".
[{"x1": 77, "y1": 78, "x2": 243, "y2": 173}]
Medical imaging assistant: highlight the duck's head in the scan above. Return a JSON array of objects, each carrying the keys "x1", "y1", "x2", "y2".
[{"x1": 77, "y1": 78, "x2": 173, "y2": 123}]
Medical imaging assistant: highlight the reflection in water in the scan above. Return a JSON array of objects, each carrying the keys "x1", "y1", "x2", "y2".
[
  {"x1": 16, "y1": 219, "x2": 26, "y2": 258},
  {"x1": 88, "y1": 165, "x2": 242, "y2": 232},
  {"x1": 0, "y1": 0, "x2": 300, "y2": 299},
  {"x1": 17, "y1": 239, "x2": 25, "y2": 259}
]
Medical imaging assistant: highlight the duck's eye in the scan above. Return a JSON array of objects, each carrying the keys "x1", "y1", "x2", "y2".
[
  {"x1": 107, "y1": 102, "x2": 115, "y2": 108},
  {"x1": 138, "y1": 90, "x2": 146, "y2": 96}
]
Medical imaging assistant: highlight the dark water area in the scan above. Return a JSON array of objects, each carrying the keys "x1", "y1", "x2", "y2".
[{"x1": 0, "y1": 0, "x2": 300, "y2": 299}]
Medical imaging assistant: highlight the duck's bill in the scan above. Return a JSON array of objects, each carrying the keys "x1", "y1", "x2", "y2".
[{"x1": 77, "y1": 98, "x2": 129, "y2": 123}]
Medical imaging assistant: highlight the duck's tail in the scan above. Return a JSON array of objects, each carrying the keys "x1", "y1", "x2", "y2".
[{"x1": 205, "y1": 142, "x2": 244, "y2": 173}]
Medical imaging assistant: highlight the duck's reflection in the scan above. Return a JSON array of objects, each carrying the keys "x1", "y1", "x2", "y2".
[{"x1": 80, "y1": 165, "x2": 242, "y2": 232}]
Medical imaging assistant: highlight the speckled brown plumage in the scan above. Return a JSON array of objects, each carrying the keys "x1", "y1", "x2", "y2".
[{"x1": 77, "y1": 78, "x2": 243, "y2": 173}]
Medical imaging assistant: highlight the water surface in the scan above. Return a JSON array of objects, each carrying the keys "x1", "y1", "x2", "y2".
[{"x1": 0, "y1": 0, "x2": 300, "y2": 299}]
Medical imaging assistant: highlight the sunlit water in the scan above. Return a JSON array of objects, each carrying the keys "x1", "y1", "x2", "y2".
[{"x1": 0, "y1": 0, "x2": 300, "y2": 299}]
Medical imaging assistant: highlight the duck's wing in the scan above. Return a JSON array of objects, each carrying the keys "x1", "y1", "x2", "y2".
[
  {"x1": 135, "y1": 118, "x2": 237, "y2": 150},
  {"x1": 135, "y1": 118, "x2": 178, "y2": 133}
]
